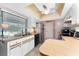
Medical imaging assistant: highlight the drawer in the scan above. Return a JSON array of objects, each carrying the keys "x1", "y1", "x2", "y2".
[
  {"x1": 9, "y1": 42, "x2": 21, "y2": 50},
  {"x1": 8, "y1": 39, "x2": 22, "y2": 46},
  {"x1": 22, "y1": 38, "x2": 33, "y2": 44}
]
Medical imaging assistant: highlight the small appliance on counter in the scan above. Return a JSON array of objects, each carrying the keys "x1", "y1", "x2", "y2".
[
  {"x1": 69, "y1": 29, "x2": 75, "y2": 37},
  {"x1": 74, "y1": 31, "x2": 79, "y2": 40},
  {"x1": 61, "y1": 27, "x2": 70, "y2": 36}
]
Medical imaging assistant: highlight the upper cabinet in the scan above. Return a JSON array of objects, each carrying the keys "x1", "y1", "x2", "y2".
[
  {"x1": 64, "y1": 16, "x2": 72, "y2": 27},
  {"x1": 64, "y1": 4, "x2": 78, "y2": 27},
  {"x1": 64, "y1": 16, "x2": 72, "y2": 23}
]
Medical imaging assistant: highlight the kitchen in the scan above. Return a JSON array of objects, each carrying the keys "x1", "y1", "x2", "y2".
[
  {"x1": 0, "y1": 3, "x2": 79, "y2": 56},
  {"x1": 39, "y1": 4, "x2": 79, "y2": 56}
]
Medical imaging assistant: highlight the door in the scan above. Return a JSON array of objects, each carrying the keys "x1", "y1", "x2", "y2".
[{"x1": 44, "y1": 21, "x2": 54, "y2": 40}]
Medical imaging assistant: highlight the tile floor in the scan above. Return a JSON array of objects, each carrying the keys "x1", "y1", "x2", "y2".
[{"x1": 26, "y1": 44, "x2": 42, "y2": 56}]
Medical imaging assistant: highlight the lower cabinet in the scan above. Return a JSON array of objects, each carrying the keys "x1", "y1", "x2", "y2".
[
  {"x1": 9, "y1": 45, "x2": 22, "y2": 56},
  {"x1": 22, "y1": 42, "x2": 29, "y2": 55},
  {"x1": 7, "y1": 36, "x2": 34, "y2": 56},
  {"x1": 22, "y1": 39, "x2": 34, "y2": 55},
  {"x1": 28, "y1": 39, "x2": 34, "y2": 52}
]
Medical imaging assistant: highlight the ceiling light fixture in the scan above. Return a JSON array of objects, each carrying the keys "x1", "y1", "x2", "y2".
[
  {"x1": 42, "y1": 10, "x2": 49, "y2": 14},
  {"x1": 42, "y1": 5, "x2": 49, "y2": 14}
]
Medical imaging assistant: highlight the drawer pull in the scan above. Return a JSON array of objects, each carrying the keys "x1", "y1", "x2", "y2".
[{"x1": 10, "y1": 42, "x2": 21, "y2": 50}]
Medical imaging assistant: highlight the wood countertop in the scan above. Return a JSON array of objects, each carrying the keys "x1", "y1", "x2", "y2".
[{"x1": 39, "y1": 37, "x2": 79, "y2": 56}]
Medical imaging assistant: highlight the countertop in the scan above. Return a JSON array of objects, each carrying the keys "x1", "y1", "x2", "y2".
[
  {"x1": 39, "y1": 36, "x2": 79, "y2": 56},
  {"x1": 0, "y1": 35, "x2": 34, "y2": 42}
]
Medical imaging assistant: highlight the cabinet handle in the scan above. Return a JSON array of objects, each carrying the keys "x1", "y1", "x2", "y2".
[{"x1": 9, "y1": 42, "x2": 21, "y2": 50}]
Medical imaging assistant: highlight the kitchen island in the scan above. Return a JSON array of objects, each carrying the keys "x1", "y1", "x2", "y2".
[
  {"x1": 0, "y1": 35, "x2": 34, "y2": 56},
  {"x1": 39, "y1": 36, "x2": 79, "y2": 56}
]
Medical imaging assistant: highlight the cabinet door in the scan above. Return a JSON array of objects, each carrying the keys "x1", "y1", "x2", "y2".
[
  {"x1": 28, "y1": 39, "x2": 34, "y2": 52},
  {"x1": 22, "y1": 39, "x2": 34, "y2": 55},
  {"x1": 9, "y1": 44, "x2": 22, "y2": 56},
  {"x1": 22, "y1": 42, "x2": 29, "y2": 55}
]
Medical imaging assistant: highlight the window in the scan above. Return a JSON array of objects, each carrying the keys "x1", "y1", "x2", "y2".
[
  {"x1": 2, "y1": 11, "x2": 26, "y2": 37},
  {"x1": 0, "y1": 10, "x2": 2, "y2": 36},
  {"x1": 0, "y1": 10, "x2": 27, "y2": 38}
]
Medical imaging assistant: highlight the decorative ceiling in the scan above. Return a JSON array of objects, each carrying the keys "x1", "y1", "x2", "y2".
[
  {"x1": 26, "y1": 3, "x2": 65, "y2": 21},
  {"x1": 35, "y1": 3, "x2": 56, "y2": 14}
]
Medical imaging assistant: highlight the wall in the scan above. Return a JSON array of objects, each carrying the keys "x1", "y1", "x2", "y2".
[
  {"x1": 27, "y1": 16, "x2": 39, "y2": 33},
  {"x1": 40, "y1": 19, "x2": 64, "y2": 40},
  {"x1": 26, "y1": 16, "x2": 40, "y2": 34},
  {"x1": 27, "y1": 17, "x2": 36, "y2": 28},
  {"x1": 65, "y1": 4, "x2": 77, "y2": 24},
  {"x1": 55, "y1": 19, "x2": 64, "y2": 39},
  {"x1": 64, "y1": 4, "x2": 79, "y2": 31}
]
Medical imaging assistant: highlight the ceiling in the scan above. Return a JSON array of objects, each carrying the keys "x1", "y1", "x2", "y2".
[
  {"x1": 0, "y1": 3, "x2": 32, "y2": 18},
  {"x1": 35, "y1": 3, "x2": 56, "y2": 13},
  {"x1": 26, "y1": 3, "x2": 65, "y2": 21},
  {"x1": 0, "y1": 3, "x2": 73, "y2": 21}
]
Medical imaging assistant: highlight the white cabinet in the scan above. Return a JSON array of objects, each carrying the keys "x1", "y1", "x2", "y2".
[
  {"x1": 28, "y1": 39, "x2": 34, "y2": 52},
  {"x1": 22, "y1": 42, "x2": 29, "y2": 55},
  {"x1": 9, "y1": 44, "x2": 22, "y2": 56},
  {"x1": 7, "y1": 38, "x2": 23, "y2": 56},
  {"x1": 22, "y1": 38, "x2": 34, "y2": 55},
  {"x1": 0, "y1": 35, "x2": 34, "y2": 56},
  {"x1": 6, "y1": 35, "x2": 34, "y2": 56}
]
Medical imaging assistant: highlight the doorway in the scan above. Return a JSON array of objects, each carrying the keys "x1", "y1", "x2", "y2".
[{"x1": 43, "y1": 21, "x2": 55, "y2": 40}]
